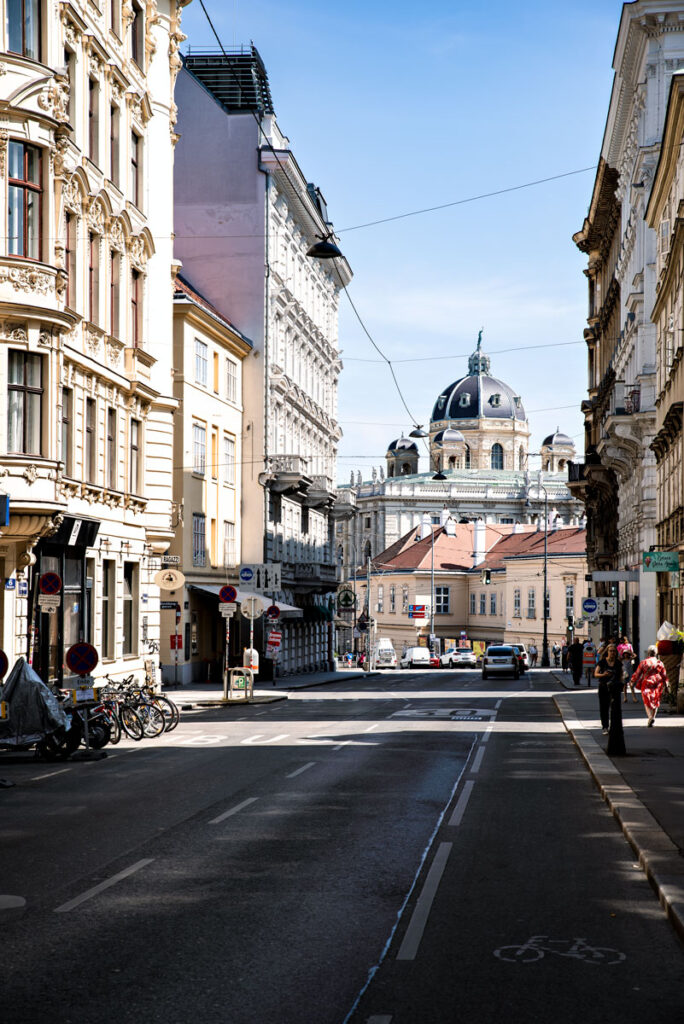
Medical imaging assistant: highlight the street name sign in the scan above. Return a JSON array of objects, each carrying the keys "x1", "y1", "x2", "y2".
[
  {"x1": 408, "y1": 605, "x2": 426, "y2": 619},
  {"x1": 592, "y1": 570, "x2": 639, "y2": 582}
]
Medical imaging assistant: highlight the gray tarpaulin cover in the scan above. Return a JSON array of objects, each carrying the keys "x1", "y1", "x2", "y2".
[{"x1": 0, "y1": 658, "x2": 67, "y2": 745}]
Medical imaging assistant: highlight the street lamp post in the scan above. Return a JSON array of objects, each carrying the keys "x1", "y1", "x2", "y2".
[{"x1": 539, "y1": 481, "x2": 550, "y2": 669}]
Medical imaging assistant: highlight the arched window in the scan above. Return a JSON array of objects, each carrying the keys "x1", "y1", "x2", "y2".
[
  {"x1": 401, "y1": 462, "x2": 411, "y2": 475},
  {"x1": 464, "y1": 444, "x2": 471, "y2": 469},
  {"x1": 448, "y1": 455, "x2": 457, "y2": 468},
  {"x1": 491, "y1": 443, "x2": 504, "y2": 470},
  {"x1": 364, "y1": 540, "x2": 372, "y2": 562}
]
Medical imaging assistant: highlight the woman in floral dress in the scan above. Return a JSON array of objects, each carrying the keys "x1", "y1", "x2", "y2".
[{"x1": 631, "y1": 645, "x2": 669, "y2": 727}]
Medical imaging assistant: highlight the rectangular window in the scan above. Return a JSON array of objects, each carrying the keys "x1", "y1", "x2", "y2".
[
  {"x1": 8, "y1": 350, "x2": 42, "y2": 454},
  {"x1": 66, "y1": 212, "x2": 77, "y2": 308},
  {"x1": 89, "y1": 232, "x2": 100, "y2": 324},
  {"x1": 565, "y1": 584, "x2": 574, "y2": 618},
  {"x1": 192, "y1": 513, "x2": 206, "y2": 567},
  {"x1": 102, "y1": 559, "x2": 115, "y2": 659},
  {"x1": 88, "y1": 78, "x2": 99, "y2": 164},
  {"x1": 402, "y1": 585, "x2": 409, "y2": 613},
  {"x1": 85, "y1": 398, "x2": 96, "y2": 482},
  {"x1": 490, "y1": 592, "x2": 497, "y2": 615},
  {"x1": 192, "y1": 422, "x2": 206, "y2": 475},
  {"x1": 469, "y1": 592, "x2": 476, "y2": 615},
  {"x1": 211, "y1": 427, "x2": 218, "y2": 480},
  {"x1": 129, "y1": 418, "x2": 140, "y2": 493},
  {"x1": 226, "y1": 357, "x2": 238, "y2": 402},
  {"x1": 110, "y1": 251, "x2": 120, "y2": 337},
  {"x1": 513, "y1": 588, "x2": 521, "y2": 617},
  {"x1": 210, "y1": 518, "x2": 217, "y2": 566},
  {"x1": 8, "y1": 140, "x2": 41, "y2": 260},
  {"x1": 223, "y1": 434, "x2": 235, "y2": 485},
  {"x1": 527, "y1": 589, "x2": 536, "y2": 619},
  {"x1": 130, "y1": 130, "x2": 141, "y2": 206},
  {"x1": 376, "y1": 584, "x2": 384, "y2": 614},
  {"x1": 479, "y1": 592, "x2": 486, "y2": 615},
  {"x1": 111, "y1": 0, "x2": 121, "y2": 35},
  {"x1": 131, "y1": 268, "x2": 141, "y2": 346},
  {"x1": 106, "y1": 407, "x2": 116, "y2": 489},
  {"x1": 122, "y1": 561, "x2": 137, "y2": 656},
  {"x1": 65, "y1": 48, "x2": 76, "y2": 125},
  {"x1": 389, "y1": 585, "x2": 396, "y2": 614},
  {"x1": 61, "y1": 386, "x2": 73, "y2": 476},
  {"x1": 194, "y1": 338, "x2": 208, "y2": 386},
  {"x1": 131, "y1": 0, "x2": 144, "y2": 65},
  {"x1": 110, "y1": 104, "x2": 120, "y2": 187},
  {"x1": 7, "y1": 0, "x2": 41, "y2": 60},
  {"x1": 436, "y1": 586, "x2": 450, "y2": 614},
  {"x1": 223, "y1": 521, "x2": 236, "y2": 568}
]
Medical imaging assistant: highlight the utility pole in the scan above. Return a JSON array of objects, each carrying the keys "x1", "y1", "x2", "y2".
[{"x1": 366, "y1": 555, "x2": 372, "y2": 672}]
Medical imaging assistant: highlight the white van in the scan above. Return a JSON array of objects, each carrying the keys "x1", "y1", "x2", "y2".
[
  {"x1": 373, "y1": 638, "x2": 397, "y2": 669},
  {"x1": 400, "y1": 646, "x2": 431, "y2": 669}
]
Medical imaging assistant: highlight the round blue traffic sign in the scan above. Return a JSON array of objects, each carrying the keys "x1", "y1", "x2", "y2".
[
  {"x1": 239, "y1": 567, "x2": 254, "y2": 583},
  {"x1": 39, "y1": 572, "x2": 62, "y2": 595},
  {"x1": 65, "y1": 642, "x2": 99, "y2": 676},
  {"x1": 582, "y1": 597, "x2": 598, "y2": 615},
  {"x1": 219, "y1": 584, "x2": 238, "y2": 603}
]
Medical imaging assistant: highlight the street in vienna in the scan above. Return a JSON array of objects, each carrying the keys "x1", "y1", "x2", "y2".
[{"x1": 2, "y1": 669, "x2": 683, "y2": 1023}]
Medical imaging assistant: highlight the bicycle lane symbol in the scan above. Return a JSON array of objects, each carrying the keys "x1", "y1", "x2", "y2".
[{"x1": 494, "y1": 936, "x2": 626, "y2": 965}]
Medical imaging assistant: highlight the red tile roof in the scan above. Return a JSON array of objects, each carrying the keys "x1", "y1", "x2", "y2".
[
  {"x1": 174, "y1": 274, "x2": 251, "y2": 345},
  {"x1": 479, "y1": 527, "x2": 587, "y2": 570}
]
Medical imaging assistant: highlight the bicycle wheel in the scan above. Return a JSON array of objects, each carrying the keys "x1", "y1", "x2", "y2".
[
  {"x1": 494, "y1": 945, "x2": 543, "y2": 963},
  {"x1": 585, "y1": 946, "x2": 626, "y2": 965},
  {"x1": 137, "y1": 702, "x2": 165, "y2": 738},
  {"x1": 119, "y1": 705, "x2": 144, "y2": 741},
  {"x1": 106, "y1": 708, "x2": 122, "y2": 745},
  {"x1": 149, "y1": 695, "x2": 180, "y2": 732}
]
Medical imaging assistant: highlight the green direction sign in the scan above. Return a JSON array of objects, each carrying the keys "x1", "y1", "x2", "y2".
[
  {"x1": 337, "y1": 590, "x2": 356, "y2": 610},
  {"x1": 643, "y1": 551, "x2": 680, "y2": 572}
]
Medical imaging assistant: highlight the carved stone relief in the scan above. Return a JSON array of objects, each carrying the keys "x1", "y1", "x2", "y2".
[
  {"x1": 0, "y1": 321, "x2": 28, "y2": 342},
  {"x1": 0, "y1": 266, "x2": 54, "y2": 294}
]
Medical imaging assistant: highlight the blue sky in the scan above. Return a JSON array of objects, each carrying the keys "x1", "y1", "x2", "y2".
[{"x1": 179, "y1": 0, "x2": 624, "y2": 480}]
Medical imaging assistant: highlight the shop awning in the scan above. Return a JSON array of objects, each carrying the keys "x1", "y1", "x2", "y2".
[{"x1": 187, "y1": 583, "x2": 303, "y2": 618}]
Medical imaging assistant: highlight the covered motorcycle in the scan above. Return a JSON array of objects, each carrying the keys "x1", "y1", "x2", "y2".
[{"x1": 0, "y1": 658, "x2": 67, "y2": 748}]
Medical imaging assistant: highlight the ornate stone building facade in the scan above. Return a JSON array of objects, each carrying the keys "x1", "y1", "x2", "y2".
[
  {"x1": 174, "y1": 47, "x2": 352, "y2": 676},
  {"x1": 646, "y1": 68, "x2": 684, "y2": 628},
  {"x1": 570, "y1": 1, "x2": 684, "y2": 654},
  {"x1": 337, "y1": 338, "x2": 583, "y2": 576},
  {"x1": 0, "y1": 0, "x2": 190, "y2": 684}
]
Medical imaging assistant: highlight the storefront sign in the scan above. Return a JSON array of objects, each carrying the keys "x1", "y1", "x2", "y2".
[
  {"x1": 643, "y1": 551, "x2": 679, "y2": 572},
  {"x1": 4, "y1": 578, "x2": 15, "y2": 590}
]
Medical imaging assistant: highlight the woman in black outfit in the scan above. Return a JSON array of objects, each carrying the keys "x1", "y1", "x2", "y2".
[{"x1": 594, "y1": 643, "x2": 625, "y2": 755}]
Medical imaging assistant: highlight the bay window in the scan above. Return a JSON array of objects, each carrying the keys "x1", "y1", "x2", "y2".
[
  {"x1": 8, "y1": 141, "x2": 41, "y2": 260},
  {"x1": 8, "y1": 350, "x2": 42, "y2": 454},
  {"x1": 7, "y1": 0, "x2": 41, "y2": 60}
]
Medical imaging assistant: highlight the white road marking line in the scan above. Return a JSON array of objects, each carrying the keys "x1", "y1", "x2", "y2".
[
  {"x1": 480, "y1": 725, "x2": 494, "y2": 744},
  {"x1": 367, "y1": 1017, "x2": 393, "y2": 1023},
  {"x1": 264, "y1": 733, "x2": 289, "y2": 744},
  {"x1": 209, "y1": 797, "x2": 258, "y2": 825},
  {"x1": 254, "y1": 711, "x2": 267, "y2": 716},
  {"x1": 286, "y1": 762, "x2": 316, "y2": 779},
  {"x1": 332, "y1": 740, "x2": 350, "y2": 751},
  {"x1": 448, "y1": 780, "x2": 475, "y2": 827},
  {"x1": 54, "y1": 858, "x2": 154, "y2": 913},
  {"x1": 30, "y1": 768, "x2": 71, "y2": 782},
  {"x1": 241, "y1": 735, "x2": 263, "y2": 744},
  {"x1": 495, "y1": 699, "x2": 503, "y2": 709},
  {"x1": 365, "y1": 723, "x2": 379, "y2": 732},
  {"x1": 470, "y1": 746, "x2": 486, "y2": 774},
  {"x1": 396, "y1": 843, "x2": 453, "y2": 961}
]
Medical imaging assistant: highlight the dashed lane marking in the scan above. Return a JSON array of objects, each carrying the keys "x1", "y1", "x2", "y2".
[
  {"x1": 286, "y1": 762, "x2": 316, "y2": 779},
  {"x1": 396, "y1": 842, "x2": 453, "y2": 961},
  {"x1": 54, "y1": 859, "x2": 154, "y2": 913},
  {"x1": 209, "y1": 797, "x2": 258, "y2": 825},
  {"x1": 29, "y1": 768, "x2": 71, "y2": 782},
  {"x1": 448, "y1": 780, "x2": 475, "y2": 827},
  {"x1": 470, "y1": 746, "x2": 486, "y2": 774}
]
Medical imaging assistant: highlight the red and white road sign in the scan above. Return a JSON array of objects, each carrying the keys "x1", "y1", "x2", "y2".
[
  {"x1": 267, "y1": 630, "x2": 282, "y2": 648},
  {"x1": 169, "y1": 634, "x2": 183, "y2": 650}
]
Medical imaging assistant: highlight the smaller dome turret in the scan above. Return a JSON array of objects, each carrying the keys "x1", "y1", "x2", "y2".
[
  {"x1": 386, "y1": 436, "x2": 419, "y2": 478},
  {"x1": 541, "y1": 427, "x2": 576, "y2": 472}
]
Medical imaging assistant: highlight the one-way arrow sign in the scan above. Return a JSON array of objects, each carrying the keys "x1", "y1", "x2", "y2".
[{"x1": 599, "y1": 596, "x2": 617, "y2": 615}]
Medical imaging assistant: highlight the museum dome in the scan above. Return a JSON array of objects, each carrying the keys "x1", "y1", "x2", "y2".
[
  {"x1": 542, "y1": 429, "x2": 573, "y2": 446},
  {"x1": 430, "y1": 333, "x2": 526, "y2": 423},
  {"x1": 387, "y1": 436, "x2": 418, "y2": 452}
]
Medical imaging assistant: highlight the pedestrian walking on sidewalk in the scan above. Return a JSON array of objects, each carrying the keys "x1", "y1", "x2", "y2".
[
  {"x1": 529, "y1": 642, "x2": 538, "y2": 668},
  {"x1": 594, "y1": 643, "x2": 626, "y2": 755},
  {"x1": 631, "y1": 645, "x2": 669, "y2": 727},
  {"x1": 582, "y1": 640, "x2": 597, "y2": 686},
  {"x1": 617, "y1": 636, "x2": 637, "y2": 703},
  {"x1": 561, "y1": 641, "x2": 569, "y2": 672},
  {"x1": 568, "y1": 638, "x2": 584, "y2": 686}
]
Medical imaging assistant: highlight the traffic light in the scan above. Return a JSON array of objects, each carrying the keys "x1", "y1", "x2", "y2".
[
  {"x1": 567, "y1": 614, "x2": 574, "y2": 636},
  {"x1": 481, "y1": 569, "x2": 491, "y2": 585}
]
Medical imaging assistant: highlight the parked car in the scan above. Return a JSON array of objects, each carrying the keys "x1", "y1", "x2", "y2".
[
  {"x1": 373, "y1": 639, "x2": 397, "y2": 669},
  {"x1": 429, "y1": 653, "x2": 440, "y2": 668},
  {"x1": 400, "y1": 647, "x2": 431, "y2": 669},
  {"x1": 440, "y1": 648, "x2": 478, "y2": 669},
  {"x1": 481, "y1": 645, "x2": 520, "y2": 680}
]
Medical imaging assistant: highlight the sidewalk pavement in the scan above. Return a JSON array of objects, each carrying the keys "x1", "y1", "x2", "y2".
[
  {"x1": 162, "y1": 667, "x2": 379, "y2": 708},
  {"x1": 551, "y1": 670, "x2": 684, "y2": 942}
]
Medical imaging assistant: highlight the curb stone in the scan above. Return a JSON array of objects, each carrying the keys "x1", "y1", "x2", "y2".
[{"x1": 554, "y1": 694, "x2": 684, "y2": 943}]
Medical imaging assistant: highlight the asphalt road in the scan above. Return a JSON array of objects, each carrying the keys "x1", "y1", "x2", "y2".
[{"x1": 1, "y1": 669, "x2": 682, "y2": 1023}]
